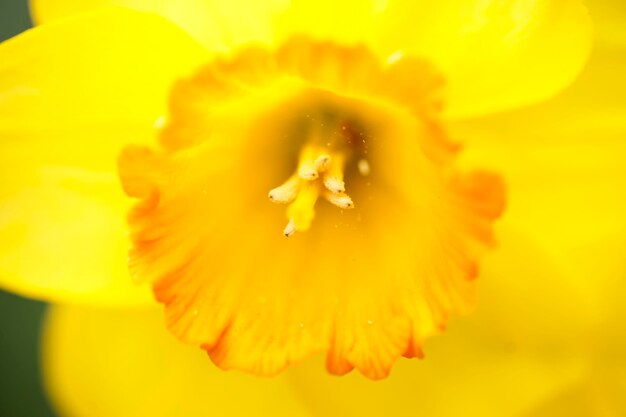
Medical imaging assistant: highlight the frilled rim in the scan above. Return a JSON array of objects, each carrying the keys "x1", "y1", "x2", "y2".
[{"x1": 119, "y1": 37, "x2": 505, "y2": 379}]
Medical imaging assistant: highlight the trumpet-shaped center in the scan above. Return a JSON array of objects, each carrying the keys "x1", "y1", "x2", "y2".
[{"x1": 118, "y1": 37, "x2": 505, "y2": 379}]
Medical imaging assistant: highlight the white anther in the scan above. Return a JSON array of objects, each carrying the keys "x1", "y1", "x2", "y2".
[
  {"x1": 269, "y1": 176, "x2": 299, "y2": 203},
  {"x1": 323, "y1": 190, "x2": 354, "y2": 209},
  {"x1": 323, "y1": 176, "x2": 346, "y2": 194},
  {"x1": 283, "y1": 220, "x2": 297, "y2": 237},
  {"x1": 314, "y1": 154, "x2": 331, "y2": 172},
  {"x1": 298, "y1": 160, "x2": 319, "y2": 180}
]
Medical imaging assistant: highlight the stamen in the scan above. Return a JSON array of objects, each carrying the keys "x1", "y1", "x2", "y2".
[
  {"x1": 314, "y1": 154, "x2": 332, "y2": 172},
  {"x1": 324, "y1": 177, "x2": 346, "y2": 194},
  {"x1": 323, "y1": 153, "x2": 346, "y2": 193},
  {"x1": 269, "y1": 175, "x2": 299, "y2": 204},
  {"x1": 269, "y1": 132, "x2": 358, "y2": 235},
  {"x1": 286, "y1": 181, "x2": 321, "y2": 235},
  {"x1": 298, "y1": 163, "x2": 318, "y2": 180},
  {"x1": 283, "y1": 220, "x2": 297, "y2": 237},
  {"x1": 298, "y1": 146, "x2": 321, "y2": 180},
  {"x1": 323, "y1": 190, "x2": 355, "y2": 209}
]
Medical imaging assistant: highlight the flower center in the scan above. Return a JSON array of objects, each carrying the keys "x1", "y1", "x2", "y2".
[
  {"x1": 118, "y1": 37, "x2": 506, "y2": 380},
  {"x1": 269, "y1": 117, "x2": 371, "y2": 236}
]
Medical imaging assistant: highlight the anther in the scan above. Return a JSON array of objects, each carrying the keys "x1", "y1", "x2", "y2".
[
  {"x1": 323, "y1": 152, "x2": 346, "y2": 193},
  {"x1": 323, "y1": 176, "x2": 345, "y2": 194},
  {"x1": 298, "y1": 146, "x2": 321, "y2": 180},
  {"x1": 269, "y1": 175, "x2": 299, "y2": 203},
  {"x1": 283, "y1": 220, "x2": 297, "y2": 237},
  {"x1": 314, "y1": 154, "x2": 331, "y2": 172},
  {"x1": 323, "y1": 190, "x2": 354, "y2": 209},
  {"x1": 298, "y1": 161, "x2": 319, "y2": 180}
]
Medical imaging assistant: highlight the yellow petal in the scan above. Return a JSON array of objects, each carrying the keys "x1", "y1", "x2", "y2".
[
  {"x1": 454, "y1": 44, "x2": 626, "y2": 260},
  {"x1": 518, "y1": 383, "x2": 610, "y2": 417},
  {"x1": 520, "y1": 362, "x2": 626, "y2": 417},
  {"x1": 273, "y1": 0, "x2": 389, "y2": 46},
  {"x1": 288, "y1": 224, "x2": 610, "y2": 415},
  {"x1": 34, "y1": 0, "x2": 593, "y2": 118},
  {"x1": 42, "y1": 305, "x2": 312, "y2": 417},
  {"x1": 1, "y1": 7, "x2": 208, "y2": 131},
  {"x1": 274, "y1": 0, "x2": 593, "y2": 119},
  {"x1": 288, "y1": 226, "x2": 601, "y2": 416},
  {"x1": 391, "y1": 0, "x2": 593, "y2": 119},
  {"x1": 589, "y1": 0, "x2": 626, "y2": 48},
  {"x1": 593, "y1": 240, "x2": 626, "y2": 375},
  {"x1": 30, "y1": 0, "x2": 290, "y2": 51},
  {"x1": 288, "y1": 311, "x2": 585, "y2": 417},
  {"x1": 0, "y1": 8, "x2": 208, "y2": 305},
  {"x1": 451, "y1": 45, "x2": 626, "y2": 339}
]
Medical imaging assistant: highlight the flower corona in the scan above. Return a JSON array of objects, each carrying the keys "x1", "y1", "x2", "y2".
[{"x1": 118, "y1": 37, "x2": 505, "y2": 379}]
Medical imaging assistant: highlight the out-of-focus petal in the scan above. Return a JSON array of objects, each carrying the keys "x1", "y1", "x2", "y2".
[
  {"x1": 275, "y1": 0, "x2": 592, "y2": 119},
  {"x1": 33, "y1": 1, "x2": 593, "y2": 118},
  {"x1": 30, "y1": 0, "x2": 290, "y2": 52},
  {"x1": 0, "y1": 7, "x2": 208, "y2": 130},
  {"x1": 520, "y1": 362, "x2": 626, "y2": 417},
  {"x1": 0, "y1": 7, "x2": 208, "y2": 305},
  {"x1": 0, "y1": 157, "x2": 154, "y2": 306},
  {"x1": 589, "y1": 0, "x2": 626, "y2": 48},
  {"x1": 42, "y1": 305, "x2": 313, "y2": 417},
  {"x1": 519, "y1": 383, "x2": 603, "y2": 417},
  {"x1": 288, "y1": 289, "x2": 585, "y2": 417},
  {"x1": 451, "y1": 45, "x2": 626, "y2": 337},
  {"x1": 273, "y1": 0, "x2": 389, "y2": 46},
  {"x1": 454, "y1": 45, "x2": 626, "y2": 255}
]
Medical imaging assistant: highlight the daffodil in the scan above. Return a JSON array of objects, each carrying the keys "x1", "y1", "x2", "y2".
[{"x1": 2, "y1": 0, "x2": 624, "y2": 413}]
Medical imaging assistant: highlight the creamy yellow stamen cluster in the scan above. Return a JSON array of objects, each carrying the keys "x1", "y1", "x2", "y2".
[{"x1": 269, "y1": 124, "x2": 359, "y2": 236}]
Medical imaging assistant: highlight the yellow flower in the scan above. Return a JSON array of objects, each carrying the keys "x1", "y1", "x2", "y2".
[{"x1": 2, "y1": 0, "x2": 624, "y2": 414}]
